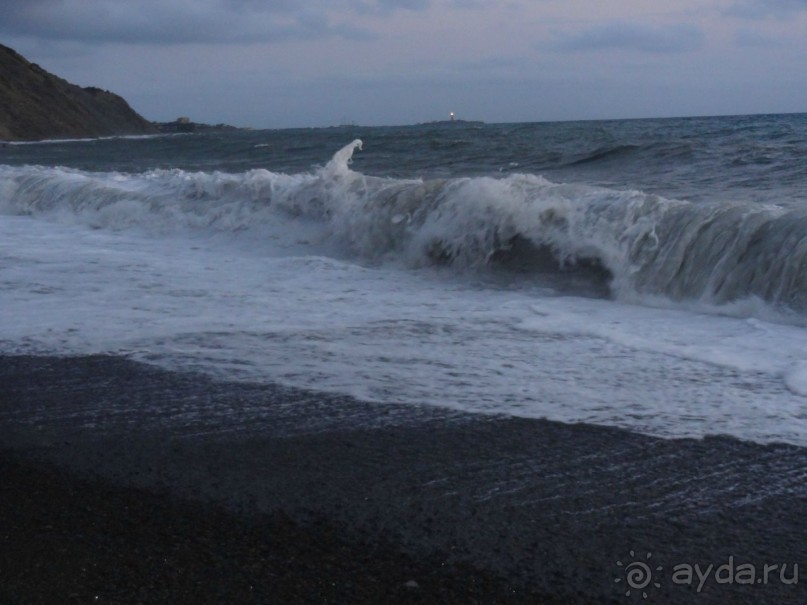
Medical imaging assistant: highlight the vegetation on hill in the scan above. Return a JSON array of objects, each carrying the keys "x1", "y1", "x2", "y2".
[{"x1": 0, "y1": 43, "x2": 157, "y2": 141}]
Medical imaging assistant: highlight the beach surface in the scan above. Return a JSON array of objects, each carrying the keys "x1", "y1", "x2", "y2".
[{"x1": 1, "y1": 354, "x2": 805, "y2": 604}]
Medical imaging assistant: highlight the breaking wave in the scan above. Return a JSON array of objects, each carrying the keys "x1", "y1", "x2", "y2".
[{"x1": 1, "y1": 139, "x2": 805, "y2": 313}]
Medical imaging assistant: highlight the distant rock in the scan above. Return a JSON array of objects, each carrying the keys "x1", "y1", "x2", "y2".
[
  {"x1": 154, "y1": 117, "x2": 243, "y2": 134},
  {"x1": 0, "y1": 43, "x2": 157, "y2": 141},
  {"x1": 418, "y1": 119, "x2": 485, "y2": 127}
]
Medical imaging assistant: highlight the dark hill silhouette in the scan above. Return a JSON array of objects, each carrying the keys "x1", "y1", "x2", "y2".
[{"x1": 0, "y1": 44, "x2": 157, "y2": 141}]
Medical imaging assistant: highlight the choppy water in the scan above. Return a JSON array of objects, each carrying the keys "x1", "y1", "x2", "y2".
[{"x1": 2, "y1": 114, "x2": 806, "y2": 444}]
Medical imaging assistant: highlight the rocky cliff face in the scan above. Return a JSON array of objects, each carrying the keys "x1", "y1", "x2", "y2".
[{"x1": 0, "y1": 44, "x2": 157, "y2": 141}]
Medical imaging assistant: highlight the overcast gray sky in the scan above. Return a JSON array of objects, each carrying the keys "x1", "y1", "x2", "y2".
[{"x1": 2, "y1": 0, "x2": 806, "y2": 128}]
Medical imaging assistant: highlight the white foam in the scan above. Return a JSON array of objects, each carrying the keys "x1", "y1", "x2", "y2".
[
  {"x1": 3, "y1": 134, "x2": 170, "y2": 145},
  {"x1": 1, "y1": 140, "x2": 806, "y2": 446},
  {"x1": 2, "y1": 141, "x2": 804, "y2": 318},
  {"x1": 784, "y1": 361, "x2": 807, "y2": 397},
  {"x1": 2, "y1": 210, "x2": 807, "y2": 446}
]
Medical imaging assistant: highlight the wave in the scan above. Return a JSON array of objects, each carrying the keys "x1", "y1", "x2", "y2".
[
  {"x1": 559, "y1": 140, "x2": 697, "y2": 169},
  {"x1": 567, "y1": 143, "x2": 642, "y2": 166},
  {"x1": 4, "y1": 133, "x2": 169, "y2": 146},
  {"x1": 1, "y1": 139, "x2": 806, "y2": 313}
]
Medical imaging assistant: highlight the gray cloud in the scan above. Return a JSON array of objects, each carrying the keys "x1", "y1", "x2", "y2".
[
  {"x1": 548, "y1": 22, "x2": 705, "y2": 54},
  {"x1": 726, "y1": 0, "x2": 807, "y2": 18},
  {"x1": 0, "y1": 0, "x2": 426, "y2": 45},
  {"x1": 733, "y1": 28, "x2": 783, "y2": 46},
  {"x1": 375, "y1": 0, "x2": 431, "y2": 10},
  {"x1": 351, "y1": 0, "x2": 431, "y2": 17}
]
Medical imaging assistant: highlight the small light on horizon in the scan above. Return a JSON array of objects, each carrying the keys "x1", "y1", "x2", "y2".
[{"x1": 450, "y1": 111, "x2": 455, "y2": 121}]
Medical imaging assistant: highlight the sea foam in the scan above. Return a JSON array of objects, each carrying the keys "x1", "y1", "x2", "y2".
[{"x1": 2, "y1": 139, "x2": 805, "y2": 315}]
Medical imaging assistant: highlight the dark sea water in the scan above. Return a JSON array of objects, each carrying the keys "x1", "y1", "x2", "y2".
[
  {"x1": 1, "y1": 114, "x2": 806, "y2": 445},
  {"x1": 5, "y1": 113, "x2": 807, "y2": 201}
]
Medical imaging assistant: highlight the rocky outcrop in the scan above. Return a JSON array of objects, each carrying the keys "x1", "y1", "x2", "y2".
[
  {"x1": 0, "y1": 44, "x2": 157, "y2": 141},
  {"x1": 154, "y1": 118, "x2": 242, "y2": 134}
]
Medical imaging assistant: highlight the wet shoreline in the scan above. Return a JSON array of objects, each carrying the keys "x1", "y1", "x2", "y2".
[{"x1": 1, "y1": 354, "x2": 804, "y2": 604}]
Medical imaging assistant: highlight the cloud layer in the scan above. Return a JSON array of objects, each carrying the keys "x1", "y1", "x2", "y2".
[
  {"x1": 0, "y1": 0, "x2": 430, "y2": 44},
  {"x1": 727, "y1": 0, "x2": 807, "y2": 18},
  {"x1": 549, "y1": 22, "x2": 705, "y2": 54},
  {"x1": 3, "y1": 0, "x2": 806, "y2": 128}
]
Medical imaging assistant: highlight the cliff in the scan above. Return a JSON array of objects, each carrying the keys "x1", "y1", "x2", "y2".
[{"x1": 0, "y1": 44, "x2": 157, "y2": 141}]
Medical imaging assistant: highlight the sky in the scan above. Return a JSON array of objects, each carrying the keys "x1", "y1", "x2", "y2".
[{"x1": 1, "y1": 0, "x2": 806, "y2": 128}]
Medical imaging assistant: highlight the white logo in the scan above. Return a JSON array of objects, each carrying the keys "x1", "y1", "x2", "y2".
[{"x1": 615, "y1": 551, "x2": 662, "y2": 599}]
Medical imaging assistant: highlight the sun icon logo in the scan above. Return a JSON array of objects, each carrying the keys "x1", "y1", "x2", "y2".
[{"x1": 615, "y1": 550, "x2": 662, "y2": 599}]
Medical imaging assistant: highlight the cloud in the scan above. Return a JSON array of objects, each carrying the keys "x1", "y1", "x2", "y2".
[
  {"x1": 548, "y1": 21, "x2": 705, "y2": 54},
  {"x1": 733, "y1": 28, "x2": 783, "y2": 46},
  {"x1": 726, "y1": 0, "x2": 807, "y2": 18},
  {"x1": 374, "y1": 0, "x2": 431, "y2": 11},
  {"x1": 0, "y1": 0, "x2": 427, "y2": 45}
]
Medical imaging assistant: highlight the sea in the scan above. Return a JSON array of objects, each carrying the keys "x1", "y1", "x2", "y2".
[{"x1": 2, "y1": 113, "x2": 806, "y2": 446}]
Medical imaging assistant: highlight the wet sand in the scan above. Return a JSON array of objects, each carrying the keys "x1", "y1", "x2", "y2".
[{"x1": 1, "y1": 355, "x2": 805, "y2": 604}]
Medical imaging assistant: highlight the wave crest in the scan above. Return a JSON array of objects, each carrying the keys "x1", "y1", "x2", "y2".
[{"x1": 1, "y1": 140, "x2": 805, "y2": 312}]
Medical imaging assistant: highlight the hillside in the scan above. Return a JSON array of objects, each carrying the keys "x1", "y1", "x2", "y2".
[{"x1": 0, "y1": 44, "x2": 157, "y2": 141}]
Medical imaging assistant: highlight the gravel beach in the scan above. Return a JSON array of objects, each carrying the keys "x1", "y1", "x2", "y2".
[{"x1": 1, "y1": 355, "x2": 805, "y2": 604}]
